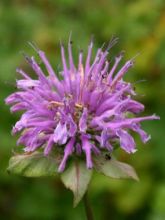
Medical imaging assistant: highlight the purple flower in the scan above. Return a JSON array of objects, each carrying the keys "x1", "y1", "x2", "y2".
[{"x1": 5, "y1": 37, "x2": 159, "y2": 172}]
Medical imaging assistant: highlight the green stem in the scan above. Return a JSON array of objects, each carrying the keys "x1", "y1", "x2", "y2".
[{"x1": 83, "y1": 191, "x2": 94, "y2": 220}]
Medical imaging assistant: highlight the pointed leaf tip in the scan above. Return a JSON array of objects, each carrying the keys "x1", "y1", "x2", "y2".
[
  {"x1": 94, "y1": 154, "x2": 139, "y2": 181},
  {"x1": 61, "y1": 160, "x2": 92, "y2": 207}
]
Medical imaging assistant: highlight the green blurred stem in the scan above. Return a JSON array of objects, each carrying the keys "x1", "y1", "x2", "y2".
[{"x1": 83, "y1": 191, "x2": 94, "y2": 220}]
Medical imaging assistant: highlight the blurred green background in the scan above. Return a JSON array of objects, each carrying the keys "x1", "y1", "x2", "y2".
[{"x1": 0, "y1": 0, "x2": 165, "y2": 219}]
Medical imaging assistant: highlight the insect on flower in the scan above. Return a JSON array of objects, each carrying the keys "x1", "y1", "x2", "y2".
[{"x1": 5, "y1": 36, "x2": 160, "y2": 173}]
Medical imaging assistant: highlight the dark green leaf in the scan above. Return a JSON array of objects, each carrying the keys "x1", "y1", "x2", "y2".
[
  {"x1": 61, "y1": 160, "x2": 92, "y2": 207},
  {"x1": 7, "y1": 152, "x2": 59, "y2": 177},
  {"x1": 94, "y1": 154, "x2": 139, "y2": 181}
]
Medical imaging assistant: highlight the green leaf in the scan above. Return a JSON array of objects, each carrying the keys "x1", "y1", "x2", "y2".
[
  {"x1": 61, "y1": 160, "x2": 92, "y2": 207},
  {"x1": 93, "y1": 154, "x2": 139, "y2": 181},
  {"x1": 7, "y1": 152, "x2": 59, "y2": 177}
]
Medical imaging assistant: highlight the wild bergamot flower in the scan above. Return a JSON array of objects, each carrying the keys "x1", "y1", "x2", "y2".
[{"x1": 5, "y1": 37, "x2": 159, "y2": 173}]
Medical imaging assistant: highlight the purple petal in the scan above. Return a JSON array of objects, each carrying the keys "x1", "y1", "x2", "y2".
[
  {"x1": 111, "y1": 59, "x2": 134, "y2": 87},
  {"x1": 75, "y1": 143, "x2": 82, "y2": 155},
  {"x1": 116, "y1": 129, "x2": 136, "y2": 153},
  {"x1": 91, "y1": 144, "x2": 100, "y2": 155},
  {"x1": 58, "y1": 137, "x2": 75, "y2": 172},
  {"x1": 16, "y1": 79, "x2": 40, "y2": 90},
  {"x1": 68, "y1": 37, "x2": 76, "y2": 72},
  {"x1": 44, "y1": 135, "x2": 54, "y2": 156},
  {"x1": 81, "y1": 134, "x2": 93, "y2": 169},
  {"x1": 100, "y1": 129, "x2": 108, "y2": 147},
  {"x1": 10, "y1": 102, "x2": 28, "y2": 112},
  {"x1": 68, "y1": 115, "x2": 77, "y2": 136},
  {"x1": 132, "y1": 124, "x2": 151, "y2": 143},
  {"x1": 124, "y1": 100, "x2": 144, "y2": 114},
  {"x1": 79, "y1": 108, "x2": 88, "y2": 132},
  {"x1": 12, "y1": 112, "x2": 29, "y2": 134},
  {"x1": 53, "y1": 122, "x2": 68, "y2": 145},
  {"x1": 107, "y1": 51, "x2": 124, "y2": 83},
  {"x1": 85, "y1": 38, "x2": 93, "y2": 74},
  {"x1": 16, "y1": 68, "x2": 31, "y2": 79},
  {"x1": 5, "y1": 92, "x2": 22, "y2": 105}
]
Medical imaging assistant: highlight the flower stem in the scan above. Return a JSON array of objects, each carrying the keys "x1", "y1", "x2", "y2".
[{"x1": 83, "y1": 191, "x2": 94, "y2": 220}]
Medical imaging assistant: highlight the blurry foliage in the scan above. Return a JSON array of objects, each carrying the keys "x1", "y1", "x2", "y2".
[{"x1": 0, "y1": 0, "x2": 165, "y2": 219}]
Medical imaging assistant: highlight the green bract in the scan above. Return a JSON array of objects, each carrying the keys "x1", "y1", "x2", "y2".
[{"x1": 7, "y1": 152, "x2": 138, "y2": 206}]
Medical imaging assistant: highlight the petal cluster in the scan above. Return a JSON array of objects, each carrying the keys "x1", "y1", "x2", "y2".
[{"x1": 5, "y1": 38, "x2": 159, "y2": 172}]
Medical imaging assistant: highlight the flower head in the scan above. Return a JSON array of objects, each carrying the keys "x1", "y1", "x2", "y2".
[{"x1": 5, "y1": 37, "x2": 159, "y2": 172}]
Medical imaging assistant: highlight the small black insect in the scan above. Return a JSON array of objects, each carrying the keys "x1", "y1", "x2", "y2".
[
  {"x1": 105, "y1": 154, "x2": 111, "y2": 160},
  {"x1": 102, "y1": 73, "x2": 107, "y2": 79}
]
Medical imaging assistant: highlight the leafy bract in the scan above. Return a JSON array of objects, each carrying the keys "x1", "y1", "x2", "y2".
[
  {"x1": 61, "y1": 160, "x2": 92, "y2": 207},
  {"x1": 93, "y1": 154, "x2": 139, "y2": 181},
  {"x1": 7, "y1": 152, "x2": 59, "y2": 177}
]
